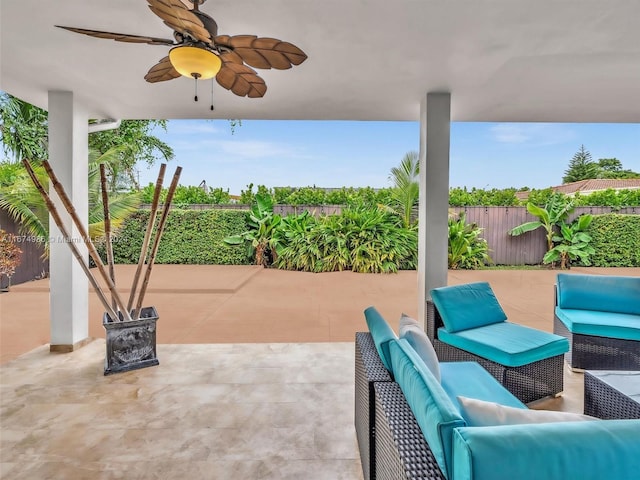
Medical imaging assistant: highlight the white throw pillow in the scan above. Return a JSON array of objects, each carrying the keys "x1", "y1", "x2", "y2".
[
  {"x1": 399, "y1": 315, "x2": 441, "y2": 382},
  {"x1": 457, "y1": 396, "x2": 599, "y2": 427},
  {"x1": 399, "y1": 312, "x2": 419, "y2": 330}
]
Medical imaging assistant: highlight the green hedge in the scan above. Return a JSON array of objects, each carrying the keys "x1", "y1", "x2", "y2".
[
  {"x1": 587, "y1": 214, "x2": 640, "y2": 267},
  {"x1": 107, "y1": 209, "x2": 251, "y2": 265}
]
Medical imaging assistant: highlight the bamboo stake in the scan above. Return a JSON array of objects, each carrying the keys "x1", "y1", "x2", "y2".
[
  {"x1": 99, "y1": 164, "x2": 117, "y2": 312},
  {"x1": 127, "y1": 163, "x2": 166, "y2": 312},
  {"x1": 22, "y1": 159, "x2": 119, "y2": 321},
  {"x1": 133, "y1": 166, "x2": 182, "y2": 319},
  {"x1": 41, "y1": 160, "x2": 132, "y2": 322}
]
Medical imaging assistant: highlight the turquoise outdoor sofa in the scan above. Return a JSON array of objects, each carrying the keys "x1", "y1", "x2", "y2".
[
  {"x1": 554, "y1": 273, "x2": 640, "y2": 370},
  {"x1": 427, "y1": 282, "x2": 569, "y2": 403},
  {"x1": 355, "y1": 306, "x2": 640, "y2": 480}
]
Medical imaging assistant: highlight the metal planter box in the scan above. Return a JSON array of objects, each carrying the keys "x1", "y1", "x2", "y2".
[{"x1": 103, "y1": 306, "x2": 159, "y2": 375}]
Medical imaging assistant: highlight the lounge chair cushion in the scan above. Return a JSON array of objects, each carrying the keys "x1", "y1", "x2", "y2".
[
  {"x1": 555, "y1": 308, "x2": 640, "y2": 341},
  {"x1": 439, "y1": 362, "x2": 525, "y2": 413},
  {"x1": 456, "y1": 396, "x2": 596, "y2": 427},
  {"x1": 437, "y1": 322, "x2": 568, "y2": 367},
  {"x1": 557, "y1": 273, "x2": 640, "y2": 315},
  {"x1": 430, "y1": 282, "x2": 507, "y2": 333},
  {"x1": 390, "y1": 339, "x2": 465, "y2": 479},
  {"x1": 364, "y1": 306, "x2": 397, "y2": 371},
  {"x1": 399, "y1": 314, "x2": 441, "y2": 382}
]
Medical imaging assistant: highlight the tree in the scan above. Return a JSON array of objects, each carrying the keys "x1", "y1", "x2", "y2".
[
  {"x1": 386, "y1": 151, "x2": 419, "y2": 228},
  {"x1": 596, "y1": 158, "x2": 640, "y2": 179},
  {"x1": 0, "y1": 93, "x2": 48, "y2": 161},
  {"x1": 0, "y1": 228, "x2": 22, "y2": 290},
  {"x1": 89, "y1": 120, "x2": 174, "y2": 190},
  {"x1": 562, "y1": 145, "x2": 598, "y2": 183}
]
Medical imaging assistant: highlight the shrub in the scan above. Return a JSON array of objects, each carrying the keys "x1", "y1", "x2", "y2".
[
  {"x1": 448, "y1": 212, "x2": 492, "y2": 269},
  {"x1": 275, "y1": 207, "x2": 417, "y2": 273},
  {"x1": 105, "y1": 209, "x2": 251, "y2": 265},
  {"x1": 586, "y1": 214, "x2": 640, "y2": 266}
]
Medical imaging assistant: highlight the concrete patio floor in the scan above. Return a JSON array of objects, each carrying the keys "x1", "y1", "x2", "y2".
[{"x1": 1, "y1": 266, "x2": 638, "y2": 479}]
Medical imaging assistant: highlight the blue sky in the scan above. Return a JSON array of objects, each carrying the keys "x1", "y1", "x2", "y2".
[{"x1": 144, "y1": 121, "x2": 640, "y2": 195}]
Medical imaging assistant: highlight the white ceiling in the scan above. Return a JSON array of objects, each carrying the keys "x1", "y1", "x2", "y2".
[{"x1": 1, "y1": 0, "x2": 640, "y2": 122}]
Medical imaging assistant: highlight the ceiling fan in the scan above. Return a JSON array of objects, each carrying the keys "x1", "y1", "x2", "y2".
[{"x1": 56, "y1": 0, "x2": 307, "y2": 106}]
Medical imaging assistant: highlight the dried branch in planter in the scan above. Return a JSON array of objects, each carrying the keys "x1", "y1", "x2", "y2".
[
  {"x1": 22, "y1": 159, "x2": 120, "y2": 321},
  {"x1": 40, "y1": 160, "x2": 132, "y2": 322},
  {"x1": 127, "y1": 163, "x2": 167, "y2": 312},
  {"x1": 100, "y1": 164, "x2": 117, "y2": 312},
  {"x1": 133, "y1": 166, "x2": 182, "y2": 319}
]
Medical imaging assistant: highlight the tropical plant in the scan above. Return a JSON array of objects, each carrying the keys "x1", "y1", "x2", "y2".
[
  {"x1": 447, "y1": 212, "x2": 492, "y2": 269},
  {"x1": 224, "y1": 193, "x2": 282, "y2": 266},
  {"x1": 543, "y1": 214, "x2": 595, "y2": 269},
  {"x1": 0, "y1": 228, "x2": 22, "y2": 290},
  {"x1": 272, "y1": 211, "x2": 319, "y2": 271},
  {"x1": 0, "y1": 148, "x2": 141, "y2": 250},
  {"x1": 386, "y1": 151, "x2": 419, "y2": 227},
  {"x1": 509, "y1": 194, "x2": 575, "y2": 254}
]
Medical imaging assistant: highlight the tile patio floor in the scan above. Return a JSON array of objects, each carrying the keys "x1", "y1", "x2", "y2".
[{"x1": 1, "y1": 266, "x2": 638, "y2": 479}]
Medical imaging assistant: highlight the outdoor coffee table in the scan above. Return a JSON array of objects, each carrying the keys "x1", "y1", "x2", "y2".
[{"x1": 584, "y1": 370, "x2": 640, "y2": 419}]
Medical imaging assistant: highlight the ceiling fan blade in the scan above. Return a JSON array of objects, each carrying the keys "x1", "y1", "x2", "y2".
[
  {"x1": 56, "y1": 26, "x2": 174, "y2": 45},
  {"x1": 144, "y1": 57, "x2": 181, "y2": 83},
  {"x1": 147, "y1": 0, "x2": 211, "y2": 44},
  {"x1": 219, "y1": 50, "x2": 244, "y2": 65},
  {"x1": 214, "y1": 35, "x2": 307, "y2": 70},
  {"x1": 216, "y1": 62, "x2": 267, "y2": 98}
]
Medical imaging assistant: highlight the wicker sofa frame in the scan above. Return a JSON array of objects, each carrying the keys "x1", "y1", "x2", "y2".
[
  {"x1": 355, "y1": 332, "x2": 445, "y2": 480},
  {"x1": 426, "y1": 301, "x2": 564, "y2": 404},
  {"x1": 553, "y1": 293, "x2": 640, "y2": 371}
]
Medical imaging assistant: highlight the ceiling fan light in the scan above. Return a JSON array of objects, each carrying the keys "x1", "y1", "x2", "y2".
[{"x1": 169, "y1": 46, "x2": 221, "y2": 80}]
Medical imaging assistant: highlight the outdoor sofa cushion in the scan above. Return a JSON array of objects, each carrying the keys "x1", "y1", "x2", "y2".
[
  {"x1": 390, "y1": 339, "x2": 465, "y2": 479},
  {"x1": 451, "y1": 420, "x2": 640, "y2": 480},
  {"x1": 364, "y1": 306, "x2": 397, "y2": 371},
  {"x1": 437, "y1": 322, "x2": 569, "y2": 367},
  {"x1": 439, "y1": 362, "x2": 525, "y2": 413},
  {"x1": 555, "y1": 308, "x2": 640, "y2": 341},
  {"x1": 430, "y1": 282, "x2": 507, "y2": 333},
  {"x1": 556, "y1": 273, "x2": 640, "y2": 315}
]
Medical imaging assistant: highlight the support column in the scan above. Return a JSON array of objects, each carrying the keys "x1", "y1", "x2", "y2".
[
  {"x1": 418, "y1": 92, "x2": 451, "y2": 324},
  {"x1": 48, "y1": 91, "x2": 90, "y2": 352}
]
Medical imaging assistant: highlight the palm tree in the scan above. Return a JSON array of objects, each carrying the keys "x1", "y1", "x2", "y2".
[
  {"x1": 387, "y1": 151, "x2": 419, "y2": 228},
  {"x1": 0, "y1": 147, "x2": 141, "y2": 253}
]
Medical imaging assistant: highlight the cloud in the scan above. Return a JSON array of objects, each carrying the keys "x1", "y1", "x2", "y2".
[
  {"x1": 165, "y1": 121, "x2": 221, "y2": 136},
  {"x1": 489, "y1": 123, "x2": 576, "y2": 146}
]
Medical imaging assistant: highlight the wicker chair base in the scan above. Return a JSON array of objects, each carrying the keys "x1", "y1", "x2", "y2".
[
  {"x1": 355, "y1": 332, "x2": 393, "y2": 480},
  {"x1": 427, "y1": 301, "x2": 564, "y2": 404},
  {"x1": 584, "y1": 371, "x2": 640, "y2": 419},
  {"x1": 553, "y1": 316, "x2": 640, "y2": 371},
  {"x1": 374, "y1": 382, "x2": 446, "y2": 480}
]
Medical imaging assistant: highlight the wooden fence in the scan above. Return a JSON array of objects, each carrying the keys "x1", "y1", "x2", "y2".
[
  {"x1": 0, "y1": 208, "x2": 48, "y2": 288},
  {"x1": 451, "y1": 206, "x2": 639, "y2": 265}
]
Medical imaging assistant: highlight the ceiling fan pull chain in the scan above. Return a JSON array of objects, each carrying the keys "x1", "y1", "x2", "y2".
[
  {"x1": 194, "y1": 75, "x2": 199, "y2": 102},
  {"x1": 210, "y1": 78, "x2": 215, "y2": 111}
]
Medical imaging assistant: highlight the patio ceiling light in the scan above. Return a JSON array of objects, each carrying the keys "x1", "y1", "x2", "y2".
[{"x1": 168, "y1": 45, "x2": 221, "y2": 80}]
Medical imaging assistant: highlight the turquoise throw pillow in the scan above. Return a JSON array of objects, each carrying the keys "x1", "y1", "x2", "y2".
[
  {"x1": 431, "y1": 282, "x2": 507, "y2": 333},
  {"x1": 364, "y1": 306, "x2": 397, "y2": 371}
]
